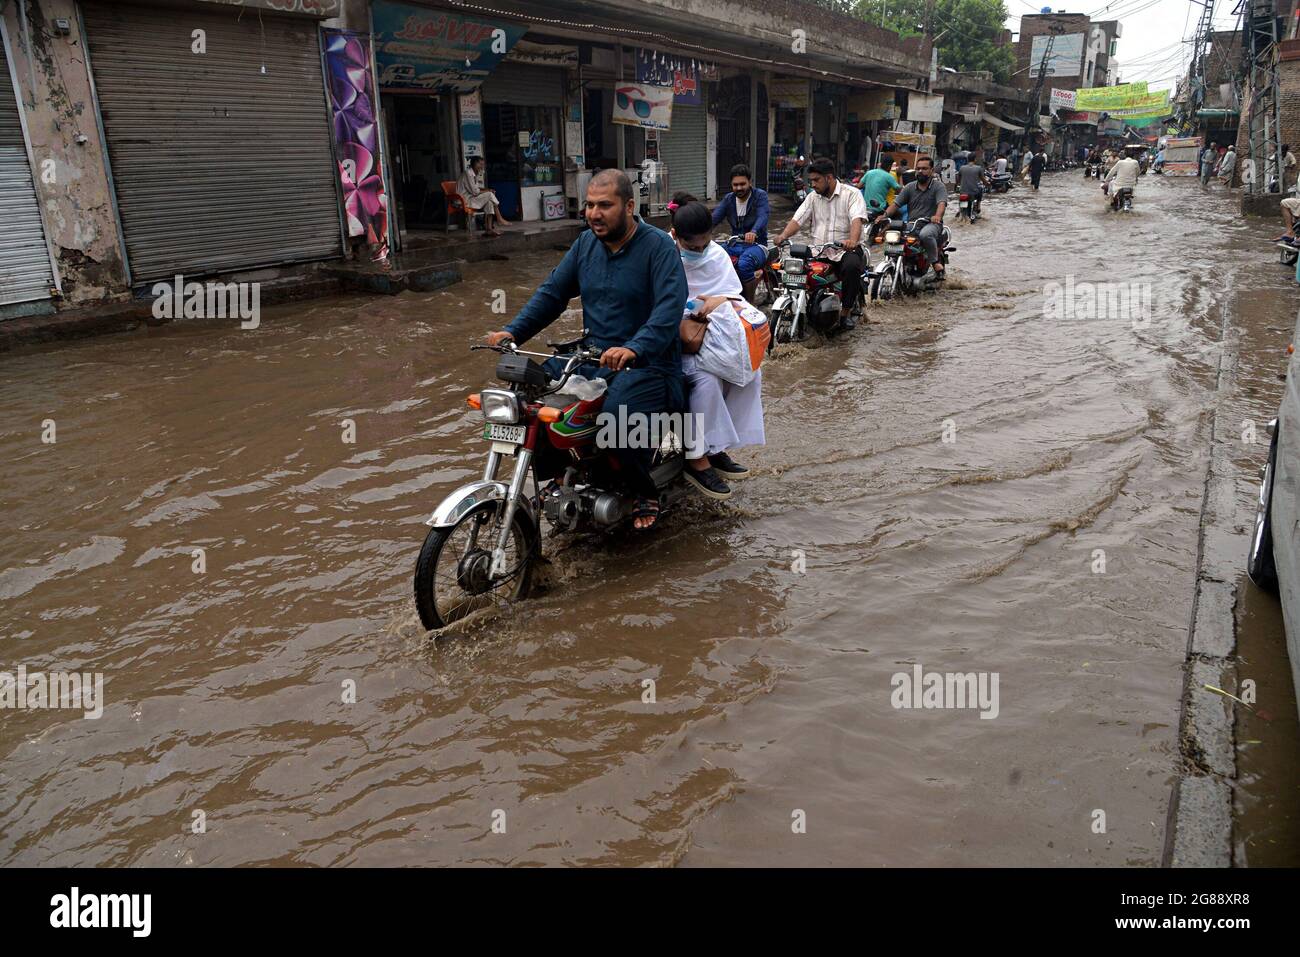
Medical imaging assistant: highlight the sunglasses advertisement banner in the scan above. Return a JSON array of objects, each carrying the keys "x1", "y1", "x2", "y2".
[{"x1": 612, "y1": 83, "x2": 674, "y2": 130}]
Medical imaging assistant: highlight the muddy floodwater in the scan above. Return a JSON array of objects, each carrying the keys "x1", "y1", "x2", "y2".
[{"x1": 3, "y1": 172, "x2": 1298, "y2": 866}]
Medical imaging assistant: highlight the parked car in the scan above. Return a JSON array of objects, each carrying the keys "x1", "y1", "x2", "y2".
[{"x1": 1247, "y1": 335, "x2": 1300, "y2": 713}]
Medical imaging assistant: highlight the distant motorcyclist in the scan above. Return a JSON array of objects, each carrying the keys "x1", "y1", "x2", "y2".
[
  {"x1": 957, "y1": 157, "x2": 986, "y2": 214},
  {"x1": 1104, "y1": 154, "x2": 1140, "y2": 209}
]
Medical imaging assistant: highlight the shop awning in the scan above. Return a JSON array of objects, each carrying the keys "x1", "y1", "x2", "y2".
[{"x1": 978, "y1": 111, "x2": 1025, "y2": 132}]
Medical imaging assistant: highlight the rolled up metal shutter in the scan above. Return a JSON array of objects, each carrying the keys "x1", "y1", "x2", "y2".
[
  {"x1": 0, "y1": 34, "x2": 57, "y2": 307},
  {"x1": 82, "y1": 2, "x2": 340, "y2": 282},
  {"x1": 660, "y1": 100, "x2": 707, "y2": 200},
  {"x1": 480, "y1": 62, "x2": 563, "y2": 107}
]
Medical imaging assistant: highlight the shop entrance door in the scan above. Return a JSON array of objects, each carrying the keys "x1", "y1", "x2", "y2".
[{"x1": 382, "y1": 93, "x2": 459, "y2": 232}]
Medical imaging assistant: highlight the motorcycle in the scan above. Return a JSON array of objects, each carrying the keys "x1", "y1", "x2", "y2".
[
  {"x1": 1110, "y1": 186, "x2": 1134, "y2": 212},
  {"x1": 767, "y1": 241, "x2": 858, "y2": 347},
  {"x1": 1086, "y1": 161, "x2": 1102, "y2": 179},
  {"x1": 412, "y1": 337, "x2": 686, "y2": 630},
  {"x1": 866, "y1": 218, "x2": 954, "y2": 300},
  {"x1": 956, "y1": 190, "x2": 982, "y2": 223},
  {"x1": 988, "y1": 171, "x2": 1013, "y2": 193},
  {"x1": 722, "y1": 234, "x2": 779, "y2": 308}
]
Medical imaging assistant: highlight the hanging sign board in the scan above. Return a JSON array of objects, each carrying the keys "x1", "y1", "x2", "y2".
[
  {"x1": 635, "y1": 49, "x2": 703, "y2": 105},
  {"x1": 612, "y1": 83, "x2": 674, "y2": 130},
  {"x1": 372, "y1": 1, "x2": 526, "y2": 93}
]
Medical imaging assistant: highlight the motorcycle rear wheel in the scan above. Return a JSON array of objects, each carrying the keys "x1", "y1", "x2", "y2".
[{"x1": 414, "y1": 499, "x2": 536, "y2": 630}]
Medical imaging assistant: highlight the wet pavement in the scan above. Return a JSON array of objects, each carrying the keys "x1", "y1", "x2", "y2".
[{"x1": 2, "y1": 170, "x2": 1298, "y2": 866}]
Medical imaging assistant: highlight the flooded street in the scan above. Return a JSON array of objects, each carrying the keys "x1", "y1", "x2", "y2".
[{"x1": 3, "y1": 171, "x2": 1298, "y2": 866}]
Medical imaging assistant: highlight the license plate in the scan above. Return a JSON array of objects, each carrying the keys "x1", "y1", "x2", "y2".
[
  {"x1": 885, "y1": 244, "x2": 903, "y2": 255},
  {"x1": 960, "y1": 201, "x2": 969, "y2": 209},
  {"x1": 483, "y1": 424, "x2": 525, "y2": 444}
]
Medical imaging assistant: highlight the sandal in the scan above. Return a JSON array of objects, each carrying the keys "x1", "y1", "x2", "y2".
[{"x1": 630, "y1": 497, "x2": 660, "y2": 531}]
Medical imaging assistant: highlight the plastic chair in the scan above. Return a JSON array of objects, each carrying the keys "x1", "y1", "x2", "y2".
[{"x1": 442, "y1": 181, "x2": 485, "y2": 233}]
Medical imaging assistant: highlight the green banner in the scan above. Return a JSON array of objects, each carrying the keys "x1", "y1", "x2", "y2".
[{"x1": 1074, "y1": 82, "x2": 1150, "y2": 111}]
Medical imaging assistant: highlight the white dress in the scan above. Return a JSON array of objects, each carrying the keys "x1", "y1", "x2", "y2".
[
  {"x1": 680, "y1": 242, "x2": 766, "y2": 459},
  {"x1": 458, "y1": 169, "x2": 499, "y2": 213}
]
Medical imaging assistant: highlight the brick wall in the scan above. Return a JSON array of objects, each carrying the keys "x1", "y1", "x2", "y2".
[
  {"x1": 1014, "y1": 14, "x2": 1091, "y2": 92},
  {"x1": 1233, "y1": 58, "x2": 1300, "y2": 191}
]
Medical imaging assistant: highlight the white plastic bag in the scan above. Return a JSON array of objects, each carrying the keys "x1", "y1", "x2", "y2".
[
  {"x1": 549, "y1": 374, "x2": 607, "y2": 401},
  {"x1": 695, "y1": 300, "x2": 756, "y2": 387}
]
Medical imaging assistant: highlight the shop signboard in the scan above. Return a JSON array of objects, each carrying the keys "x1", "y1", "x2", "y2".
[
  {"x1": 459, "y1": 91, "x2": 483, "y2": 157},
  {"x1": 612, "y1": 82, "x2": 674, "y2": 131},
  {"x1": 1030, "y1": 33, "x2": 1084, "y2": 77},
  {"x1": 323, "y1": 29, "x2": 388, "y2": 250},
  {"x1": 635, "y1": 49, "x2": 703, "y2": 105},
  {"x1": 1050, "y1": 88, "x2": 1076, "y2": 110},
  {"x1": 770, "y1": 78, "x2": 809, "y2": 108},
  {"x1": 907, "y1": 92, "x2": 944, "y2": 123},
  {"x1": 372, "y1": 1, "x2": 526, "y2": 93}
]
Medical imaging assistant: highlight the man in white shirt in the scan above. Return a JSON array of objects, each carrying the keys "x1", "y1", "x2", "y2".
[
  {"x1": 1103, "y1": 154, "x2": 1140, "y2": 209},
  {"x1": 994, "y1": 155, "x2": 1008, "y2": 175},
  {"x1": 773, "y1": 157, "x2": 869, "y2": 328}
]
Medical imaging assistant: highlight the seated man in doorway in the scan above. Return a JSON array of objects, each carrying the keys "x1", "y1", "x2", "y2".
[
  {"x1": 457, "y1": 156, "x2": 509, "y2": 237},
  {"x1": 486, "y1": 170, "x2": 688, "y2": 530},
  {"x1": 772, "y1": 157, "x2": 869, "y2": 330},
  {"x1": 711, "y1": 164, "x2": 770, "y2": 302}
]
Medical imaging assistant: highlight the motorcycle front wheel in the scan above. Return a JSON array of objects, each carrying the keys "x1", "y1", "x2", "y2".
[
  {"x1": 772, "y1": 305, "x2": 795, "y2": 345},
  {"x1": 413, "y1": 499, "x2": 536, "y2": 630},
  {"x1": 874, "y1": 267, "x2": 897, "y2": 301}
]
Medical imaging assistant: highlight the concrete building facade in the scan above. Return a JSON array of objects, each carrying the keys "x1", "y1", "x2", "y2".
[{"x1": 0, "y1": 0, "x2": 933, "y2": 323}]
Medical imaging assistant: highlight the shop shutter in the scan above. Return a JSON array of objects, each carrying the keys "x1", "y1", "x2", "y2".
[
  {"x1": 0, "y1": 37, "x2": 57, "y2": 307},
  {"x1": 480, "y1": 62, "x2": 564, "y2": 108},
  {"x1": 82, "y1": 2, "x2": 341, "y2": 283},
  {"x1": 659, "y1": 101, "x2": 707, "y2": 200}
]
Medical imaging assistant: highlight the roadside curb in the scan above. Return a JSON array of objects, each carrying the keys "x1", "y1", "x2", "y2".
[{"x1": 1165, "y1": 335, "x2": 1242, "y2": 867}]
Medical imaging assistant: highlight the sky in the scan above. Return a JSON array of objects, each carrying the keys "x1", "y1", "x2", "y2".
[{"x1": 1003, "y1": 0, "x2": 1244, "y2": 92}]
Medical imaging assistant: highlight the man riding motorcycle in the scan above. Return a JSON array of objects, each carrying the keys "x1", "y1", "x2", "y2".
[
  {"x1": 772, "y1": 157, "x2": 869, "y2": 330},
  {"x1": 859, "y1": 154, "x2": 903, "y2": 217},
  {"x1": 485, "y1": 169, "x2": 688, "y2": 531},
  {"x1": 956, "y1": 156, "x2": 987, "y2": 218},
  {"x1": 711, "y1": 163, "x2": 770, "y2": 302},
  {"x1": 875, "y1": 155, "x2": 948, "y2": 279},
  {"x1": 1103, "y1": 152, "x2": 1140, "y2": 210}
]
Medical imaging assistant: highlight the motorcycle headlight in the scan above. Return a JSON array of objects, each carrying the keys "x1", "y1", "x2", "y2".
[
  {"x1": 481, "y1": 389, "x2": 520, "y2": 424},
  {"x1": 884, "y1": 230, "x2": 901, "y2": 244},
  {"x1": 783, "y1": 259, "x2": 805, "y2": 274}
]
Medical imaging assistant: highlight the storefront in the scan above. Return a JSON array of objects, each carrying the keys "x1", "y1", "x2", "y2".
[
  {"x1": 0, "y1": 23, "x2": 58, "y2": 310},
  {"x1": 81, "y1": 2, "x2": 342, "y2": 283},
  {"x1": 370, "y1": 1, "x2": 528, "y2": 235},
  {"x1": 769, "y1": 78, "x2": 810, "y2": 196},
  {"x1": 480, "y1": 61, "x2": 566, "y2": 222},
  {"x1": 845, "y1": 87, "x2": 898, "y2": 172}
]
